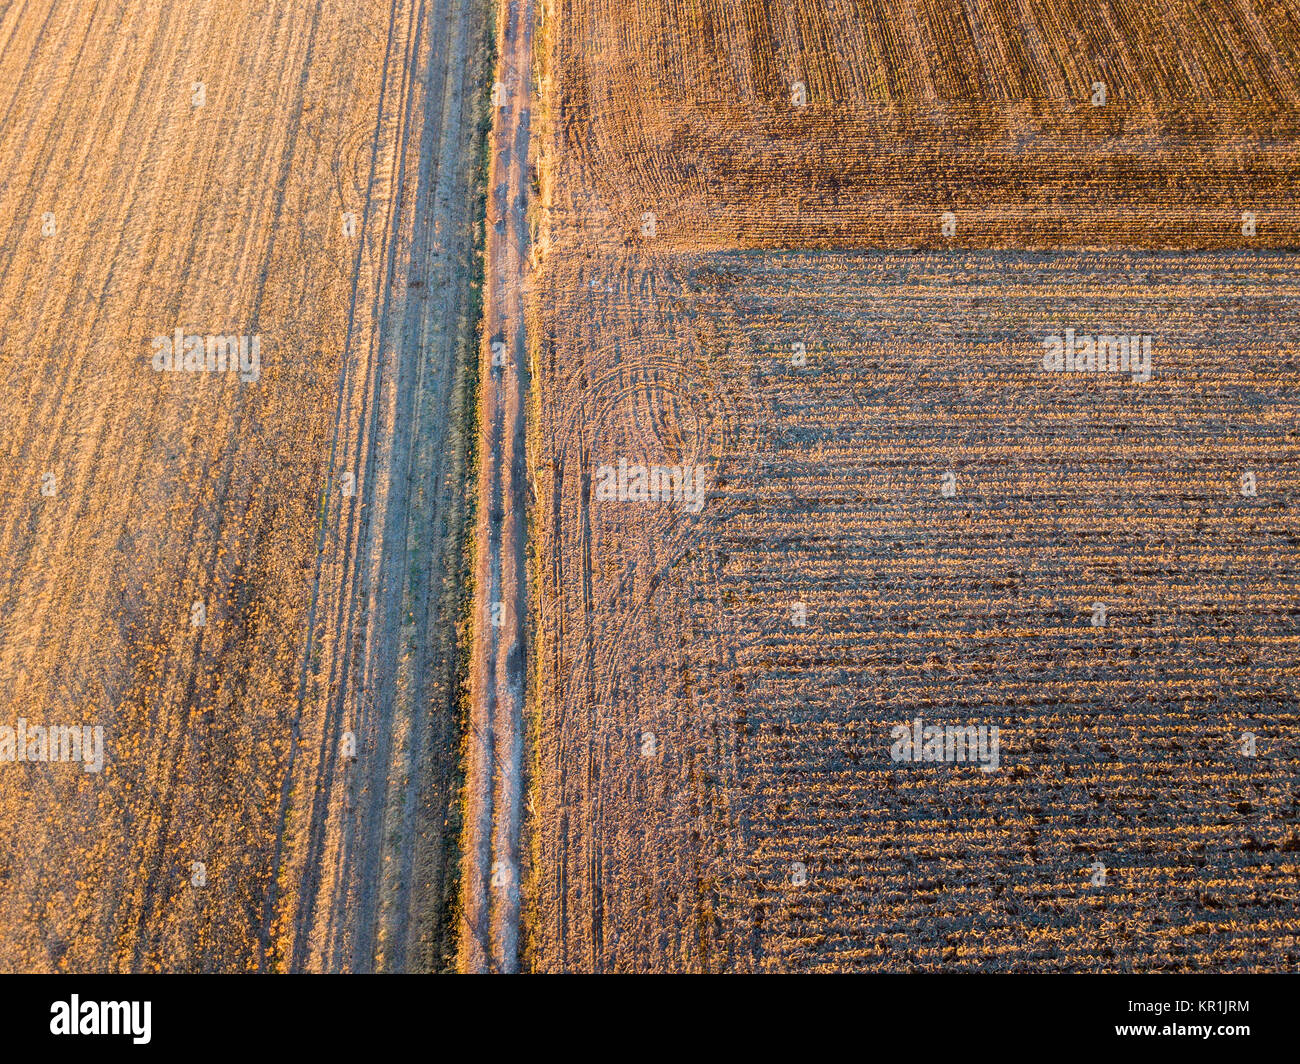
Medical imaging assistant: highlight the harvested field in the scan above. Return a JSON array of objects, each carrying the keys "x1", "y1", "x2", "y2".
[
  {"x1": 2, "y1": 0, "x2": 1296, "y2": 978},
  {"x1": 0, "y1": 0, "x2": 490, "y2": 972},
  {"x1": 528, "y1": 244, "x2": 1300, "y2": 972},
  {"x1": 525, "y1": 0, "x2": 1300, "y2": 971},
  {"x1": 549, "y1": 0, "x2": 1300, "y2": 248}
]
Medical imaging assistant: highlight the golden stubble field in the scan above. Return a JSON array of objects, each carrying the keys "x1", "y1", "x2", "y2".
[
  {"x1": 549, "y1": 0, "x2": 1300, "y2": 249},
  {"x1": 524, "y1": 0, "x2": 1300, "y2": 970},
  {"x1": 0, "y1": 0, "x2": 490, "y2": 971},
  {"x1": 2, "y1": 0, "x2": 1296, "y2": 976}
]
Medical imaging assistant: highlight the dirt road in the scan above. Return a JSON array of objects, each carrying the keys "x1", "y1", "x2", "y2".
[{"x1": 460, "y1": 0, "x2": 533, "y2": 973}]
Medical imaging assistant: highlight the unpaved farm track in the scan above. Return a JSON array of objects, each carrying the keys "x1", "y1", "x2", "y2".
[
  {"x1": 0, "y1": 0, "x2": 489, "y2": 972},
  {"x1": 459, "y1": 0, "x2": 533, "y2": 973}
]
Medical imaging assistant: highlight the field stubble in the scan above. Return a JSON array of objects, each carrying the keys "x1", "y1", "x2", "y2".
[
  {"x1": 525, "y1": 0, "x2": 1300, "y2": 970},
  {"x1": 0, "y1": 0, "x2": 490, "y2": 971}
]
